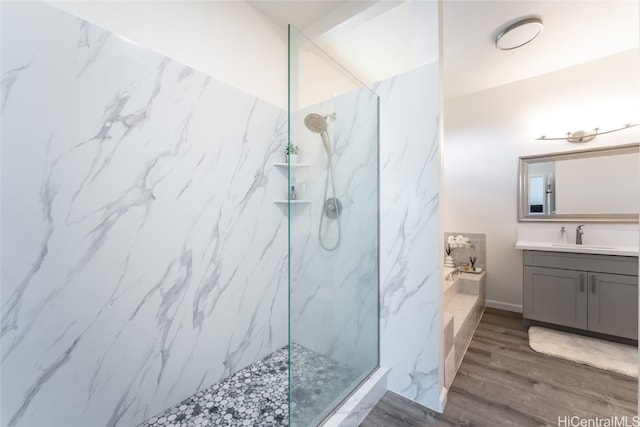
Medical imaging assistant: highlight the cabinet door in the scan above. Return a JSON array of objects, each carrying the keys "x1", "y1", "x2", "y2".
[
  {"x1": 587, "y1": 273, "x2": 638, "y2": 340},
  {"x1": 523, "y1": 266, "x2": 587, "y2": 329}
]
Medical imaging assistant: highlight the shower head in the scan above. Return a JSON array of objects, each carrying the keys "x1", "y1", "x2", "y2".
[
  {"x1": 304, "y1": 113, "x2": 328, "y2": 133},
  {"x1": 304, "y1": 113, "x2": 335, "y2": 156}
]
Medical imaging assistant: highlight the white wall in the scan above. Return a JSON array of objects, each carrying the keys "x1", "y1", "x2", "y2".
[
  {"x1": 443, "y1": 49, "x2": 640, "y2": 311},
  {"x1": 317, "y1": 1, "x2": 439, "y2": 87},
  {"x1": 291, "y1": 0, "x2": 439, "y2": 109},
  {"x1": 290, "y1": 30, "x2": 362, "y2": 109},
  {"x1": 48, "y1": 0, "x2": 287, "y2": 108}
]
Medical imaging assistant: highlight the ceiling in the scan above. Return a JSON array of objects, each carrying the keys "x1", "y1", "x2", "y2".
[
  {"x1": 247, "y1": 0, "x2": 639, "y2": 99},
  {"x1": 441, "y1": 0, "x2": 639, "y2": 98},
  {"x1": 247, "y1": 1, "x2": 383, "y2": 38}
]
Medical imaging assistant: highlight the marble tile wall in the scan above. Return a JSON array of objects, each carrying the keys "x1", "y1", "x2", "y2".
[
  {"x1": 289, "y1": 88, "x2": 379, "y2": 374},
  {"x1": 1, "y1": 2, "x2": 287, "y2": 426},
  {"x1": 374, "y1": 63, "x2": 442, "y2": 410}
]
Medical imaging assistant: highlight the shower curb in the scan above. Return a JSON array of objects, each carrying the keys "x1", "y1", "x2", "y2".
[{"x1": 321, "y1": 368, "x2": 389, "y2": 427}]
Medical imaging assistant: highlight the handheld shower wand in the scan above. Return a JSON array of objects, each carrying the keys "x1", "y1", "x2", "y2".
[
  {"x1": 304, "y1": 112, "x2": 341, "y2": 251},
  {"x1": 304, "y1": 113, "x2": 334, "y2": 155}
]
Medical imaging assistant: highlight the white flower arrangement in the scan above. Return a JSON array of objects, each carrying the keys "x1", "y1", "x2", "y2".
[{"x1": 446, "y1": 234, "x2": 474, "y2": 255}]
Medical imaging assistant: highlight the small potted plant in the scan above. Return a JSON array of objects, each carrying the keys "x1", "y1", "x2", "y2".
[{"x1": 285, "y1": 142, "x2": 299, "y2": 163}]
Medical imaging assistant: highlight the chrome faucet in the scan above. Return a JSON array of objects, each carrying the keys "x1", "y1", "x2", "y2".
[
  {"x1": 446, "y1": 267, "x2": 461, "y2": 281},
  {"x1": 576, "y1": 225, "x2": 585, "y2": 245}
]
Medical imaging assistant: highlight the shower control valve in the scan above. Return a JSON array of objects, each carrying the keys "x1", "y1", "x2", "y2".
[{"x1": 323, "y1": 197, "x2": 342, "y2": 219}]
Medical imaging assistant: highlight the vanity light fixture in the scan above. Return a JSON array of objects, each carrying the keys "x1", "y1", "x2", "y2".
[
  {"x1": 496, "y1": 18, "x2": 543, "y2": 50},
  {"x1": 537, "y1": 123, "x2": 639, "y2": 143}
]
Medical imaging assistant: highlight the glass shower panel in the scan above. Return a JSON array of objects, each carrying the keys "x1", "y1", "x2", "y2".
[{"x1": 287, "y1": 25, "x2": 379, "y2": 426}]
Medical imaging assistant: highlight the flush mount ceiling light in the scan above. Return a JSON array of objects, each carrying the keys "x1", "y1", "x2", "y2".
[{"x1": 496, "y1": 18, "x2": 543, "y2": 50}]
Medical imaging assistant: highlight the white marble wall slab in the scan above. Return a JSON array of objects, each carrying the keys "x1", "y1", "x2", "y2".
[
  {"x1": 1, "y1": 2, "x2": 287, "y2": 426},
  {"x1": 289, "y1": 87, "x2": 379, "y2": 373},
  {"x1": 374, "y1": 64, "x2": 442, "y2": 410}
]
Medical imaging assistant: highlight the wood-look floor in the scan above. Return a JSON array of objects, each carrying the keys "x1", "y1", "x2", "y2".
[{"x1": 360, "y1": 308, "x2": 638, "y2": 426}]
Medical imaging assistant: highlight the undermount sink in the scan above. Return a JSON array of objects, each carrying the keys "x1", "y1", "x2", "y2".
[{"x1": 551, "y1": 243, "x2": 613, "y2": 249}]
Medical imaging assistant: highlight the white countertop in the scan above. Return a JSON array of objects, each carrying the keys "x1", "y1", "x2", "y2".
[{"x1": 515, "y1": 241, "x2": 639, "y2": 256}]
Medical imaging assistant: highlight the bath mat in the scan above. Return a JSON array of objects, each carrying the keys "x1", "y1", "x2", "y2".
[{"x1": 528, "y1": 326, "x2": 637, "y2": 378}]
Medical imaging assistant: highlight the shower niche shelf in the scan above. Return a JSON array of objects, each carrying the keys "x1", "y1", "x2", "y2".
[
  {"x1": 273, "y1": 199, "x2": 311, "y2": 216},
  {"x1": 273, "y1": 200, "x2": 311, "y2": 204},
  {"x1": 273, "y1": 162, "x2": 310, "y2": 215},
  {"x1": 273, "y1": 162, "x2": 309, "y2": 168}
]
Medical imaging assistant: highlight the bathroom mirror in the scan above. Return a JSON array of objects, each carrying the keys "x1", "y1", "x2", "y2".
[{"x1": 518, "y1": 143, "x2": 639, "y2": 222}]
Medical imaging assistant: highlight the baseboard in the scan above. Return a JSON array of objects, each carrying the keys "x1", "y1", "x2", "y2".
[
  {"x1": 485, "y1": 299, "x2": 522, "y2": 313},
  {"x1": 438, "y1": 386, "x2": 448, "y2": 413}
]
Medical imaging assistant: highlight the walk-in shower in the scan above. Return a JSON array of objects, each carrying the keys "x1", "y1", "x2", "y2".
[
  {"x1": 135, "y1": 22, "x2": 382, "y2": 422},
  {"x1": 304, "y1": 112, "x2": 342, "y2": 251},
  {"x1": 1, "y1": 3, "x2": 377, "y2": 425}
]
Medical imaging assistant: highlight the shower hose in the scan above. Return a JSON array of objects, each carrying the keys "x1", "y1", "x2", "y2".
[{"x1": 318, "y1": 157, "x2": 341, "y2": 251}]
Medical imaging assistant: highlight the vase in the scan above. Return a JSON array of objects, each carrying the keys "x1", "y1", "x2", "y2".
[
  {"x1": 285, "y1": 153, "x2": 299, "y2": 164},
  {"x1": 444, "y1": 255, "x2": 454, "y2": 268}
]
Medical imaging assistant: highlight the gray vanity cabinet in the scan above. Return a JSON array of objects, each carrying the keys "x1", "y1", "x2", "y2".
[{"x1": 523, "y1": 250, "x2": 638, "y2": 340}]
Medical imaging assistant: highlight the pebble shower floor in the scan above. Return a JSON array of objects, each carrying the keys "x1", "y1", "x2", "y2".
[{"x1": 139, "y1": 344, "x2": 358, "y2": 427}]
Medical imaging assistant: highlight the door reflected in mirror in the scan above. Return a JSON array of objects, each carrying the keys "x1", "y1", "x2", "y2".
[{"x1": 527, "y1": 162, "x2": 555, "y2": 214}]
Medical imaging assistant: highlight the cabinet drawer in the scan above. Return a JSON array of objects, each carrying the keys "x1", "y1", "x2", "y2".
[{"x1": 524, "y1": 250, "x2": 638, "y2": 276}]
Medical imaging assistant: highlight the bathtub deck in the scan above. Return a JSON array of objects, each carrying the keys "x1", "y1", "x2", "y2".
[{"x1": 442, "y1": 269, "x2": 486, "y2": 389}]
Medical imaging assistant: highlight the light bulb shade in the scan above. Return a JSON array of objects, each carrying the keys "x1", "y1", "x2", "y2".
[
  {"x1": 496, "y1": 18, "x2": 543, "y2": 50},
  {"x1": 566, "y1": 130, "x2": 597, "y2": 143}
]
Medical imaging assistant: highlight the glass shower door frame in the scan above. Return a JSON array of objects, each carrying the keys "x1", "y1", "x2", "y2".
[{"x1": 287, "y1": 24, "x2": 380, "y2": 426}]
